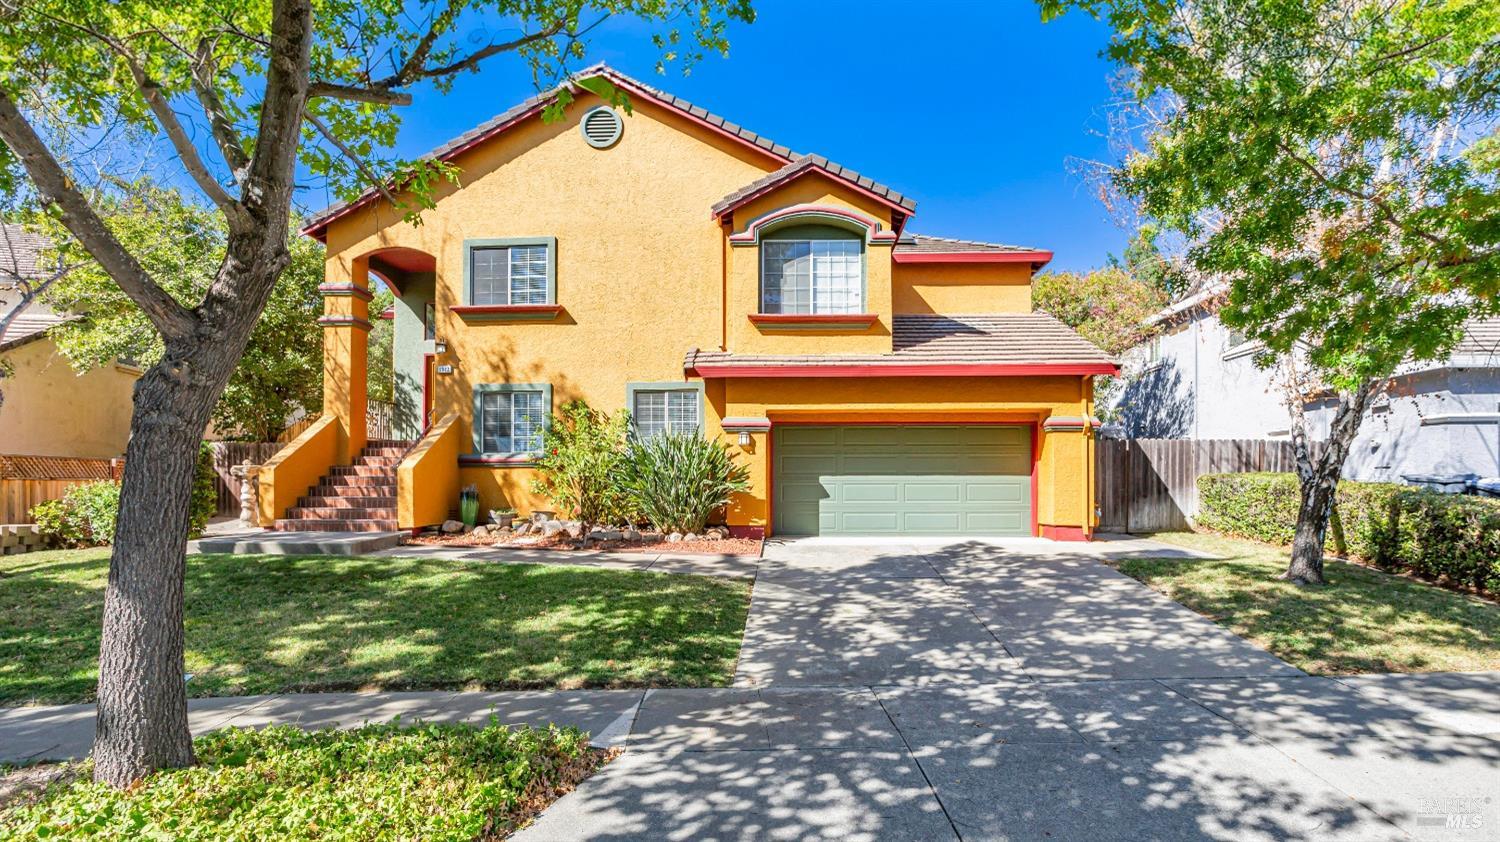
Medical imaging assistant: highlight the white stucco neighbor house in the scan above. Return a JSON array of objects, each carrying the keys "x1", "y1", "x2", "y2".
[{"x1": 1111, "y1": 287, "x2": 1500, "y2": 487}]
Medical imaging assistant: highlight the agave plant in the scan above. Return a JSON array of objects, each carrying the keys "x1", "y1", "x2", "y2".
[{"x1": 621, "y1": 432, "x2": 750, "y2": 534}]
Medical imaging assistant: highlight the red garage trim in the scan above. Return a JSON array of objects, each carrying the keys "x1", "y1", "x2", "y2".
[
  {"x1": 690, "y1": 363, "x2": 1120, "y2": 379},
  {"x1": 892, "y1": 250, "x2": 1054, "y2": 266}
]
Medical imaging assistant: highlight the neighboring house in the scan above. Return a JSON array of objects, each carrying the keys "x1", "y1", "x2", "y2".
[
  {"x1": 1114, "y1": 287, "x2": 1500, "y2": 483},
  {"x1": 261, "y1": 65, "x2": 1117, "y2": 539},
  {"x1": 0, "y1": 225, "x2": 141, "y2": 460}
]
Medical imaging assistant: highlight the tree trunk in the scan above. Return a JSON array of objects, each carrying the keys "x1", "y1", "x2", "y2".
[
  {"x1": 92, "y1": 362, "x2": 220, "y2": 786},
  {"x1": 1283, "y1": 379, "x2": 1377, "y2": 587}
]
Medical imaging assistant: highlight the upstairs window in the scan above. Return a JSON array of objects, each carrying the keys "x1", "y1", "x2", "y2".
[
  {"x1": 761, "y1": 235, "x2": 863, "y2": 314},
  {"x1": 475, "y1": 385, "x2": 548, "y2": 454},
  {"x1": 633, "y1": 389, "x2": 700, "y2": 438},
  {"x1": 466, "y1": 238, "x2": 555, "y2": 306}
]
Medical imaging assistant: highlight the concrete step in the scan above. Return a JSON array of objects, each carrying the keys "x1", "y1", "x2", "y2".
[
  {"x1": 198, "y1": 530, "x2": 404, "y2": 556},
  {"x1": 287, "y1": 506, "x2": 398, "y2": 520},
  {"x1": 273, "y1": 518, "x2": 398, "y2": 533},
  {"x1": 298, "y1": 495, "x2": 397, "y2": 509}
]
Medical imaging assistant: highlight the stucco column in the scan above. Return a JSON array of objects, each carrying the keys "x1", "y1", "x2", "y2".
[
  {"x1": 1038, "y1": 416, "x2": 1094, "y2": 541},
  {"x1": 319, "y1": 254, "x2": 373, "y2": 463}
]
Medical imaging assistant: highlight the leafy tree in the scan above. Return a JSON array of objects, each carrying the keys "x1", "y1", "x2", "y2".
[
  {"x1": 0, "y1": 0, "x2": 755, "y2": 786},
  {"x1": 1041, "y1": 0, "x2": 1500, "y2": 584},
  {"x1": 1033, "y1": 265, "x2": 1166, "y2": 417},
  {"x1": 42, "y1": 181, "x2": 324, "y2": 441},
  {"x1": 366, "y1": 287, "x2": 395, "y2": 405},
  {"x1": 532, "y1": 400, "x2": 634, "y2": 526}
]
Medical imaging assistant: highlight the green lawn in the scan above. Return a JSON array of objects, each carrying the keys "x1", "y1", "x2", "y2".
[
  {"x1": 0, "y1": 549, "x2": 750, "y2": 706},
  {"x1": 1119, "y1": 531, "x2": 1500, "y2": 674}
]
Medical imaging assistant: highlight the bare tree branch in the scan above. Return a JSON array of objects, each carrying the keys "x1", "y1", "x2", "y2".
[
  {"x1": 306, "y1": 81, "x2": 413, "y2": 106},
  {"x1": 126, "y1": 57, "x2": 242, "y2": 215},
  {"x1": 191, "y1": 38, "x2": 251, "y2": 182},
  {"x1": 0, "y1": 88, "x2": 196, "y2": 339}
]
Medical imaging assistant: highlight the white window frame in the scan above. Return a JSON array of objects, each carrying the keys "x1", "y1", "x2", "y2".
[
  {"x1": 760, "y1": 238, "x2": 864, "y2": 314},
  {"x1": 472, "y1": 383, "x2": 550, "y2": 456}
]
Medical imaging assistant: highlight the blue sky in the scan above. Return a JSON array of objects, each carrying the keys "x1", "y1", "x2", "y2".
[{"x1": 310, "y1": 1, "x2": 1125, "y2": 273}]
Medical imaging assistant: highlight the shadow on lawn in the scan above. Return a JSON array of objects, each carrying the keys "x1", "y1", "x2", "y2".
[
  {"x1": 1115, "y1": 542, "x2": 1500, "y2": 674},
  {"x1": 179, "y1": 554, "x2": 750, "y2": 697}
]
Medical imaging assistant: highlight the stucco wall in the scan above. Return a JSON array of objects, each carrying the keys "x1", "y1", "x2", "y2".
[
  {"x1": 1115, "y1": 310, "x2": 1291, "y2": 440},
  {"x1": 0, "y1": 338, "x2": 138, "y2": 458},
  {"x1": 892, "y1": 263, "x2": 1032, "y2": 315}
]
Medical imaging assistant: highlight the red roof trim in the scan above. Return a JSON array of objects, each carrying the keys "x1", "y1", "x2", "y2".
[
  {"x1": 688, "y1": 362, "x2": 1120, "y2": 379},
  {"x1": 892, "y1": 250, "x2": 1055, "y2": 266},
  {"x1": 301, "y1": 68, "x2": 792, "y2": 240}
]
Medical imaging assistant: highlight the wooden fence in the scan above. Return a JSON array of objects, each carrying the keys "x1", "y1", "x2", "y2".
[
  {"x1": 1096, "y1": 438, "x2": 1308, "y2": 533},
  {"x1": 0, "y1": 455, "x2": 123, "y2": 524},
  {"x1": 208, "y1": 442, "x2": 283, "y2": 517}
]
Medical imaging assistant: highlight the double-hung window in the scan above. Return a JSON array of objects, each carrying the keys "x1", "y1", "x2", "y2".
[
  {"x1": 631, "y1": 386, "x2": 702, "y2": 438},
  {"x1": 469, "y1": 241, "x2": 552, "y2": 306},
  {"x1": 474, "y1": 385, "x2": 549, "y2": 455},
  {"x1": 761, "y1": 238, "x2": 862, "y2": 314}
]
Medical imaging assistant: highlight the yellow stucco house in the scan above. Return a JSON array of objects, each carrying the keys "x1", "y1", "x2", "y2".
[{"x1": 261, "y1": 65, "x2": 1116, "y2": 540}]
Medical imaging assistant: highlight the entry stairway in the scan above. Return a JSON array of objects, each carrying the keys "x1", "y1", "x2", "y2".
[{"x1": 271, "y1": 439, "x2": 414, "y2": 533}]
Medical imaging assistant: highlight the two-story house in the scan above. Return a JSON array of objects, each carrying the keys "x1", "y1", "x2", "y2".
[{"x1": 259, "y1": 65, "x2": 1117, "y2": 540}]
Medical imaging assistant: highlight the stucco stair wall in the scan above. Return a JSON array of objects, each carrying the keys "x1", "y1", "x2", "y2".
[{"x1": 273, "y1": 440, "x2": 414, "y2": 533}]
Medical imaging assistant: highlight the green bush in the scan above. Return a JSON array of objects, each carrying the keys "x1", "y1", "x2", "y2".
[
  {"x1": 0, "y1": 721, "x2": 598, "y2": 841},
  {"x1": 531, "y1": 400, "x2": 634, "y2": 525},
  {"x1": 621, "y1": 431, "x2": 751, "y2": 534},
  {"x1": 30, "y1": 481, "x2": 120, "y2": 549},
  {"x1": 1197, "y1": 472, "x2": 1500, "y2": 593},
  {"x1": 190, "y1": 441, "x2": 217, "y2": 539},
  {"x1": 31, "y1": 443, "x2": 220, "y2": 547}
]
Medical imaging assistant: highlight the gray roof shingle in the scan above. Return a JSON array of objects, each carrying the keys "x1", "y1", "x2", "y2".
[
  {"x1": 0, "y1": 311, "x2": 72, "y2": 352},
  {"x1": 893, "y1": 233, "x2": 1042, "y2": 254},
  {"x1": 0, "y1": 223, "x2": 52, "y2": 281},
  {"x1": 711, "y1": 154, "x2": 916, "y2": 217},
  {"x1": 685, "y1": 313, "x2": 1116, "y2": 372}
]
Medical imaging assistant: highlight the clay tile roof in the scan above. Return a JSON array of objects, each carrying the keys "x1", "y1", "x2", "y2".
[
  {"x1": 711, "y1": 154, "x2": 917, "y2": 217},
  {"x1": 684, "y1": 313, "x2": 1116, "y2": 373},
  {"x1": 301, "y1": 63, "x2": 796, "y2": 236},
  {"x1": 0, "y1": 222, "x2": 52, "y2": 281},
  {"x1": 893, "y1": 233, "x2": 1041, "y2": 254},
  {"x1": 0, "y1": 312, "x2": 72, "y2": 352}
]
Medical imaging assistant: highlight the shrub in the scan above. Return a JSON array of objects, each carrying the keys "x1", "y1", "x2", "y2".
[
  {"x1": 531, "y1": 400, "x2": 633, "y2": 525},
  {"x1": 1196, "y1": 472, "x2": 1500, "y2": 593},
  {"x1": 621, "y1": 431, "x2": 750, "y2": 534},
  {"x1": 30, "y1": 481, "x2": 120, "y2": 548},
  {"x1": 190, "y1": 441, "x2": 217, "y2": 538},
  {"x1": 0, "y1": 721, "x2": 600, "y2": 841},
  {"x1": 1195, "y1": 472, "x2": 1302, "y2": 545},
  {"x1": 31, "y1": 443, "x2": 220, "y2": 546}
]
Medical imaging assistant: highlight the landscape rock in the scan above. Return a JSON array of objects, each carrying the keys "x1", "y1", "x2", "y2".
[
  {"x1": 666, "y1": 532, "x2": 683, "y2": 543},
  {"x1": 588, "y1": 529, "x2": 624, "y2": 541},
  {"x1": 541, "y1": 520, "x2": 564, "y2": 538},
  {"x1": 462, "y1": 524, "x2": 476, "y2": 534},
  {"x1": 513, "y1": 521, "x2": 531, "y2": 536},
  {"x1": 622, "y1": 529, "x2": 641, "y2": 542},
  {"x1": 565, "y1": 522, "x2": 585, "y2": 540},
  {"x1": 683, "y1": 532, "x2": 699, "y2": 542},
  {"x1": 472, "y1": 525, "x2": 490, "y2": 538},
  {"x1": 440, "y1": 519, "x2": 465, "y2": 534}
]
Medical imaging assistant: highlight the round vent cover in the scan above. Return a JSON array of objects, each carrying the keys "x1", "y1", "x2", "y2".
[{"x1": 580, "y1": 105, "x2": 623, "y2": 149}]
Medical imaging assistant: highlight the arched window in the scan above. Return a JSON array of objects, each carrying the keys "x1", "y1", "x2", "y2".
[{"x1": 760, "y1": 223, "x2": 865, "y2": 314}]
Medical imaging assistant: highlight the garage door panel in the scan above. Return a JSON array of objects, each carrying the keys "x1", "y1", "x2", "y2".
[{"x1": 773, "y1": 424, "x2": 1032, "y2": 537}]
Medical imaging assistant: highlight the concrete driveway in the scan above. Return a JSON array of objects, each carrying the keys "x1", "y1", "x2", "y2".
[{"x1": 518, "y1": 537, "x2": 1500, "y2": 842}]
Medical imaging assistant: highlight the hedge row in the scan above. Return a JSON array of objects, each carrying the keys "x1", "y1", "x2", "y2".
[{"x1": 1197, "y1": 472, "x2": 1500, "y2": 594}]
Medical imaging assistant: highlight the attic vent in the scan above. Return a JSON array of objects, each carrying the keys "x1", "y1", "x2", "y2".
[{"x1": 580, "y1": 106, "x2": 623, "y2": 149}]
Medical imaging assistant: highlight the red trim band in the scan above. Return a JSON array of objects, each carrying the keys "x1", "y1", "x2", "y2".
[
  {"x1": 748, "y1": 313, "x2": 879, "y2": 328},
  {"x1": 892, "y1": 250, "x2": 1054, "y2": 266},
  {"x1": 459, "y1": 454, "x2": 536, "y2": 466},
  {"x1": 317, "y1": 316, "x2": 373, "y2": 330},
  {"x1": 450, "y1": 304, "x2": 564, "y2": 319},
  {"x1": 713, "y1": 165, "x2": 913, "y2": 221},
  {"x1": 728, "y1": 204, "x2": 897, "y2": 246},
  {"x1": 726, "y1": 525, "x2": 766, "y2": 540},
  {"x1": 1040, "y1": 524, "x2": 1091, "y2": 542},
  {"x1": 689, "y1": 363, "x2": 1120, "y2": 379}
]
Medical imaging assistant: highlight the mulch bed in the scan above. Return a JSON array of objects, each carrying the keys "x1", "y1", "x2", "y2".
[{"x1": 407, "y1": 531, "x2": 763, "y2": 557}]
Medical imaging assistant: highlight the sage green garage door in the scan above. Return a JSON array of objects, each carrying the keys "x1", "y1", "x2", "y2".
[{"x1": 772, "y1": 425, "x2": 1033, "y2": 537}]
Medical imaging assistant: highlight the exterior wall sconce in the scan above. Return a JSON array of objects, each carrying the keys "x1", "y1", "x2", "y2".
[
  {"x1": 738, "y1": 431, "x2": 752, "y2": 447},
  {"x1": 433, "y1": 340, "x2": 447, "y2": 354}
]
